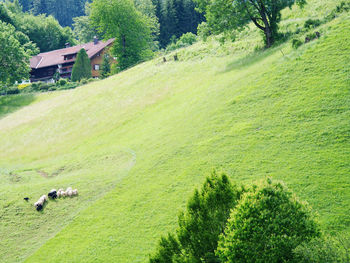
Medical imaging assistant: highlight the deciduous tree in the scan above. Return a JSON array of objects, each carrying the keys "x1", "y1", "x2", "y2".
[
  {"x1": 150, "y1": 171, "x2": 244, "y2": 262},
  {"x1": 0, "y1": 21, "x2": 30, "y2": 85},
  {"x1": 195, "y1": 0, "x2": 306, "y2": 47},
  {"x1": 90, "y1": 0, "x2": 153, "y2": 70},
  {"x1": 216, "y1": 179, "x2": 319, "y2": 262}
]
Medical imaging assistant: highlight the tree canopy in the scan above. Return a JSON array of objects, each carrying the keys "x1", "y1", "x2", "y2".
[
  {"x1": 0, "y1": 21, "x2": 31, "y2": 85},
  {"x1": 150, "y1": 172, "x2": 244, "y2": 262},
  {"x1": 195, "y1": 0, "x2": 306, "y2": 47},
  {"x1": 216, "y1": 179, "x2": 320, "y2": 262},
  {"x1": 71, "y1": 48, "x2": 91, "y2": 82},
  {"x1": 90, "y1": 0, "x2": 154, "y2": 70}
]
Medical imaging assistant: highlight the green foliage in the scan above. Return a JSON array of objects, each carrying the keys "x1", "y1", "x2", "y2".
[
  {"x1": 71, "y1": 48, "x2": 92, "y2": 82},
  {"x1": 150, "y1": 171, "x2": 244, "y2": 262},
  {"x1": 79, "y1": 78, "x2": 88, "y2": 85},
  {"x1": 0, "y1": 21, "x2": 30, "y2": 85},
  {"x1": 91, "y1": 0, "x2": 153, "y2": 70},
  {"x1": 166, "y1": 32, "x2": 197, "y2": 51},
  {"x1": 293, "y1": 235, "x2": 350, "y2": 263},
  {"x1": 73, "y1": 3, "x2": 100, "y2": 44},
  {"x1": 100, "y1": 54, "x2": 111, "y2": 79},
  {"x1": 155, "y1": 0, "x2": 204, "y2": 48},
  {"x1": 14, "y1": 13, "x2": 76, "y2": 52},
  {"x1": 217, "y1": 179, "x2": 320, "y2": 263},
  {"x1": 58, "y1": 78, "x2": 68, "y2": 86},
  {"x1": 304, "y1": 19, "x2": 322, "y2": 29},
  {"x1": 292, "y1": 38, "x2": 303, "y2": 49},
  {"x1": 32, "y1": 0, "x2": 87, "y2": 27},
  {"x1": 194, "y1": 0, "x2": 307, "y2": 47},
  {"x1": 0, "y1": 3, "x2": 14, "y2": 25}
]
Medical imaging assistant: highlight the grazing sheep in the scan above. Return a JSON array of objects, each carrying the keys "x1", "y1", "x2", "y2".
[
  {"x1": 61, "y1": 191, "x2": 67, "y2": 197},
  {"x1": 67, "y1": 190, "x2": 73, "y2": 197},
  {"x1": 57, "y1": 191, "x2": 61, "y2": 198},
  {"x1": 72, "y1": 189, "x2": 78, "y2": 196},
  {"x1": 66, "y1": 187, "x2": 72, "y2": 192},
  {"x1": 34, "y1": 195, "x2": 47, "y2": 211},
  {"x1": 48, "y1": 189, "x2": 57, "y2": 199}
]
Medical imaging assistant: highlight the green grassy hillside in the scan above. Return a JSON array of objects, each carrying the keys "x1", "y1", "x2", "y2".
[{"x1": 0, "y1": 2, "x2": 349, "y2": 262}]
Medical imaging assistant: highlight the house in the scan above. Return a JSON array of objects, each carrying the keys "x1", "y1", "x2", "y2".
[{"x1": 29, "y1": 37, "x2": 115, "y2": 82}]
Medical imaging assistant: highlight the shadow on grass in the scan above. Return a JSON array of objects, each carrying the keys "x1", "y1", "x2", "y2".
[
  {"x1": 219, "y1": 45, "x2": 283, "y2": 74},
  {"x1": 0, "y1": 93, "x2": 36, "y2": 120}
]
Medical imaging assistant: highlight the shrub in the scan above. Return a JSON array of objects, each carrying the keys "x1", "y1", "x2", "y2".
[
  {"x1": 0, "y1": 86, "x2": 19, "y2": 95},
  {"x1": 150, "y1": 171, "x2": 244, "y2": 263},
  {"x1": 304, "y1": 19, "x2": 321, "y2": 29},
  {"x1": 292, "y1": 38, "x2": 303, "y2": 49},
  {"x1": 79, "y1": 78, "x2": 88, "y2": 85},
  {"x1": 166, "y1": 33, "x2": 198, "y2": 52},
  {"x1": 17, "y1": 83, "x2": 31, "y2": 90},
  {"x1": 216, "y1": 179, "x2": 320, "y2": 263},
  {"x1": 58, "y1": 78, "x2": 68, "y2": 86},
  {"x1": 197, "y1": 22, "x2": 211, "y2": 41}
]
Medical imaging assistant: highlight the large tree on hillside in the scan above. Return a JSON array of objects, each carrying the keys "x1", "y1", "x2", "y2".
[
  {"x1": 90, "y1": 0, "x2": 153, "y2": 70},
  {"x1": 195, "y1": 0, "x2": 306, "y2": 47},
  {"x1": 71, "y1": 48, "x2": 91, "y2": 82},
  {"x1": 0, "y1": 21, "x2": 30, "y2": 85}
]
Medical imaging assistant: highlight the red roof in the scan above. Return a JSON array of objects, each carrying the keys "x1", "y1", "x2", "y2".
[{"x1": 30, "y1": 38, "x2": 115, "y2": 69}]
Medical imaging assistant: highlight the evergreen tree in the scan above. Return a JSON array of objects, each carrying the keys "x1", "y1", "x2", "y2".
[
  {"x1": 100, "y1": 53, "x2": 111, "y2": 79},
  {"x1": 71, "y1": 48, "x2": 91, "y2": 82}
]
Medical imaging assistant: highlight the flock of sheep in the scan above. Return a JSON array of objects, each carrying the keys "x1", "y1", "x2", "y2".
[{"x1": 34, "y1": 187, "x2": 78, "y2": 211}]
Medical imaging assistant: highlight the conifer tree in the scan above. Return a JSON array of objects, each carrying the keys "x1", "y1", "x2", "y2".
[
  {"x1": 100, "y1": 53, "x2": 111, "y2": 79},
  {"x1": 71, "y1": 48, "x2": 91, "y2": 82}
]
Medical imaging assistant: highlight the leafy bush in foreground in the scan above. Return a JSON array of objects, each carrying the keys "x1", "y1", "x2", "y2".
[
  {"x1": 216, "y1": 179, "x2": 320, "y2": 263},
  {"x1": 150, "y1": 171, "x2": 244, "y2": 262}
]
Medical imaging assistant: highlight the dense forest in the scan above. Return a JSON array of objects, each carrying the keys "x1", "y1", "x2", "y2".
[{"x1": 13, "y1": 0, "x2": 204, "y2": 48}]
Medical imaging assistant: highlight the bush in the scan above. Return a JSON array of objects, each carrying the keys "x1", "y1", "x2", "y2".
[
  {"x1": 79, "y1": 78, "x2": 88, "y2": 85},
  {"x1": 292, "y1": 38, "x2": 303, "y2": 49},
  {"x1": 197, "y1": 22, "x2": 211, "y2": 41},
  {"x1": 166, "y1": 33, "x2": 198, "y2": 52},
  {"x1": 150, "y1": 171, "x2": 244, "y2": 262},
  {"x1": 216, "y1": 179, "x2": 320, "y2": 263},
  {"x1": 304, "y1": 19, "x2": 321, "y2": 29},
  {"x1": 293, "y1": 235, "x2": 350, "y2": 263},
  {"x1": 0, "y1": 86, "x2": 19, "y2": 95},
  {"x1": 58, "y1": 78, "x2": 68, "y2": 86}
]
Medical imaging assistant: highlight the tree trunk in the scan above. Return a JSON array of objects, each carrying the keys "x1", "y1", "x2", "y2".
[{"x1": 264, "y1": 25, "x2": 274, "y2": 48}]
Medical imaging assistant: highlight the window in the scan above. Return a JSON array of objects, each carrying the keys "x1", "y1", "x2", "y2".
[{"x1": 94, "y1": 64, "x2": 100, "y2": 70}]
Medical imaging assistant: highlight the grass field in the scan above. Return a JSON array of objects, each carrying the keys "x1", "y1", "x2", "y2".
[{"x1": 0, "y1": 1, "x2": 349, "y2": 262}]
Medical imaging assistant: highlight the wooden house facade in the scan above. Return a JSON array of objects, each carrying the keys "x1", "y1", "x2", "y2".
[{"x1": 29, "y1": 37, "x2": 115, "y2": 82}]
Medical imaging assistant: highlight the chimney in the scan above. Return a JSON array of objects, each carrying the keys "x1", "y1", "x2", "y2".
[
  {"x1": 93, "y1": 36, "x2": 99, "y2": 45},
  {"x1": 65, "y1": 42, "x2": 71, "y2": 48}
]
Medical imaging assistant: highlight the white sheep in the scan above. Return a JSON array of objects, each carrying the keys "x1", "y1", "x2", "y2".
[
  {"x1": 72, "y1": 189, "x2": 78, "y2": 196},
  {"x1": 61, "y1": 191, "x2": 67, "y2": 197},
  {"x1": 66, "y1": 187, "x2": 72, "y2": 192},
  {"x1": 67, "y1": 190, "x2": 73, "y2": 197},
  {"x1": 34, "y1": 195, "x2": 47, "y2": 211}
]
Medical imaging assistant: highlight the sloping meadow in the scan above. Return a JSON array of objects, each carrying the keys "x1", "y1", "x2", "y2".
[{"x1": 0, "y1": 8, "x2": 349, "y2": 263}]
